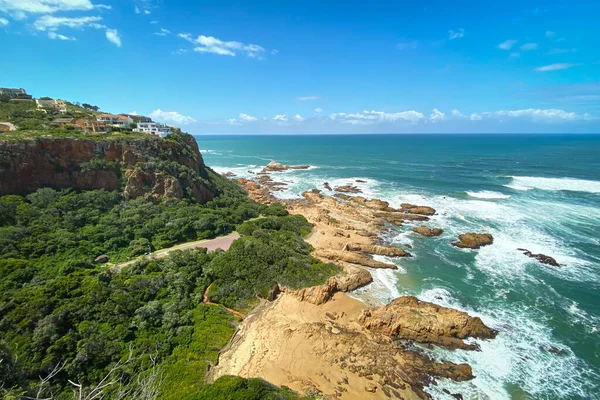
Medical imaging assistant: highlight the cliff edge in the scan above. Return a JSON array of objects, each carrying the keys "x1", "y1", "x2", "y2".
[{"x1": 0, "y1": 133, "x2": 218, "y2": 202}]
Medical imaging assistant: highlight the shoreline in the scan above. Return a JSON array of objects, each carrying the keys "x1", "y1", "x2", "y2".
[{"x1": 210, "y1": 168, "x2": 499, "y2": 399}]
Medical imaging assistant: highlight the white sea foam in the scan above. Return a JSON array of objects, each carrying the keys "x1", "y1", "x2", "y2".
[
  {"x1": 507, "y1": 176, "x2": 600, "y2": 194},
  {"x1": 417, "y1": 288, "x2": 598, "y2": 400},
  {"x1": 466, "y1": 190, "x2": 511, "y2": 199}
]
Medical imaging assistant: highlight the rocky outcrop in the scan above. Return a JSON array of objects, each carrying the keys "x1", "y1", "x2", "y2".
[
  {"x1": 334, "y1": 184, "x2": 362, "y2": 193},
  {"x1": 345, "y1": 243, "x2": 412, "y2": 257},
  {"x1": 289, "y1": 265, "x2": 373, "y2": 305},
  {"x1": 518, "y1": 248, "x2": 562, "y2": 267},
  {"x1": 0, "y1": 134, "x2": 216, "y2": 203},
  {"x1": 373, "y1": 211, "x2": 430, "y2": 226},
  {"x1": 323, "y1": 182, "x2": 332, "y2": 191},
  {"x1": 261, "y1": 160, "x2": 310, "y2": 173},
  {"x1": 400, "y1": 203, "x2": 436, "y2": 216},
  {"x1": 237, "y1": 178, "x2": 277, "y2": 204},
  {"x1": 314, "y1": 249, "x2": 397, "y2": 269},
  {"x1": 222, "y1": 171, "x2": 236, "y2": 177},
  {"x1": 412, "y1": 226, "x2": 444, "y2": 237},
  {"x1": 358, "y1": 296, "x2": 498, "y2": 350},
  {"x1": 452, "y1": 233, "x2": 494, "y2": 249}
]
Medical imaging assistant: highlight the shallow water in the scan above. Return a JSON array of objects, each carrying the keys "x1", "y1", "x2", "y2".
[{"x1": 197, "y1": 134, "x2": 600, "y2": 399}]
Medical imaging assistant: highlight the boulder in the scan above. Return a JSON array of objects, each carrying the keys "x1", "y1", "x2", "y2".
[
  {"x1": 334, "y1": 184, "x2": 362, "y2": 194},
  {"x1": 314, "y1": 249, "x2": 397, "y2": 269},
  {"x1": 452, "y1": 233, "x2": 494, "y2": 249},
  {"x1": 518, "y1": 248, "x2": 562, "y2": 267},
  {"x1": 323, "y1": 182, "x2": 332, "y2": 191},
  {"x1": 94, "y1": 254, "x2": 109, "y2": 264},
  {"x1": 412, "y1": 226, "x2": 444, "y2": 237},
  {"x1": 345, "y1": 243, "x2": 412, "y2": 257},
  {"x1": 221, "y1": 172, "x2": 236, "y2": 177},
  {"x1": 358, "y1": 296, "x2": 498, "y2": 350},
  {"x1": 400, "y1": 203, "x2": 436, "y2": 216},
  {"x1": 333, "y1": 193, "x2": 352, "y2": 201},
  {"x1": 261, "y1": 160, "x2": 310, "y2": 173}
]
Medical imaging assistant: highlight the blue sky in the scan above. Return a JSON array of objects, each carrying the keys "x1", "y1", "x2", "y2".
[{"x1": 1, "y1": 0, "x2": 599, "y2": 134}]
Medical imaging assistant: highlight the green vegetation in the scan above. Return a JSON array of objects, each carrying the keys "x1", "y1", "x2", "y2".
[
  {"x1": 191, "y1": 376, "x2": 315, "y2": 400},
  {"x1": 0, "y1": 183, "x2": 337, "y2": 398}
]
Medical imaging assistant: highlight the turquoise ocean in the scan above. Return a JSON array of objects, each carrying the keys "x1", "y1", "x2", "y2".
[{"x1": 196, "y1": 134, "x2": 600, "y2": 400}]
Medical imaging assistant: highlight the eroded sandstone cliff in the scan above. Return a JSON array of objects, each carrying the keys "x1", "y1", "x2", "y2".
[{"x1": 0, "y1": 133, "x2": 217, "y2": 202}]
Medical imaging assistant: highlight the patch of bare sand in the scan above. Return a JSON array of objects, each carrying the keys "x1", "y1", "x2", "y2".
[{"x1": 211, "y1": 292, "x2": 421, "y2": 400}]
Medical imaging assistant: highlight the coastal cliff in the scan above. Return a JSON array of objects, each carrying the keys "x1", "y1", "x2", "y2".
[{"x1": 0, "y1": 133, "x2": 216, "y2": 202}]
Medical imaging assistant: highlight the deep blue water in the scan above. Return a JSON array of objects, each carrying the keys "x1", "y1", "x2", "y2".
[{"x1": 196, "y1": 134, "x2": 600, "y2": 400}]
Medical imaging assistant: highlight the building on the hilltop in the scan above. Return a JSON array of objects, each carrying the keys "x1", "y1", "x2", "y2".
[
  {"x1": 52, "y1": 118, "x2": 77, "y2": 128},
  {"x1": 97, "y1": 114, "x2": 133, "y2": 128},
  {"x1": 120, "y1": 114, "x2": 152, "y2": 123},
  {"x1": 0, "y1": 122, "x2": 17, "y2": 132},
  {"x1": 133, "y1": 121, "x2": 173, "y2": 138},
  {"x1": 0, "y1": 88, "x2": 33, "y2": 100},
  {"x1": 36, "y1": 98, "x2": 67, "y2": 113}
]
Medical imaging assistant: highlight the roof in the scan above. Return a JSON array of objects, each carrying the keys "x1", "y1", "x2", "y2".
[{"x1": 98, "y1": 113, "x2": 117, "y2": 118}]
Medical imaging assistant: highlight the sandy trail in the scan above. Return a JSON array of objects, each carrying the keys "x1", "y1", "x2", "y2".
[{"x1": 114, "y1": 233, "x2": 241, "y2": 270}]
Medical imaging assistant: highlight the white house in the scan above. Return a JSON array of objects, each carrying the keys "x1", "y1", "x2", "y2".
[
  {"x1": 36, "y1": 98, "x2": 67, "y2": 113},
  {"x1": 133, "y1": 122, "x2": 173, "y2": 138},
  {"x1": 97, "y1": 114, "x2": 133, "y2": 128}
]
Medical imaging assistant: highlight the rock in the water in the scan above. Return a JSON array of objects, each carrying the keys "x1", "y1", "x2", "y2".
[
  {"x1": 358, "y1": 296, "x2": 498, "y2": 350},
  {"x1": 221, "y1": 171, "x2": 236, "y2": 177},
  {"x1": 323, "y1": 182, "x2": 332, "y2": 191},
  {"x1": 412, "y1": 226, "x2": 444, "y2": 237},
  {"x1": 261, "y1": 160, "x2": 310, "y2": 173},
  {"x1": 452, "y1": 233, "x2": 494, "y2": 249},
  {"x1": 334, "y1": 184, "x2": 362, "y2": 194},
  {"x1": 94, "y1": 254, "x2": 109, "y2": 264},
  {"x1": 356, "y1": 179, "x2": 367, "y2": 183},
  {"x1": 400, "y1": 203, "x2": 436, "y2": 216},
  {"x1": 345, "y1": 243, "x2": 412, "y2": 257},
  {"x1": 518, "y1": 248, "x2": 562, "y2": 267}
]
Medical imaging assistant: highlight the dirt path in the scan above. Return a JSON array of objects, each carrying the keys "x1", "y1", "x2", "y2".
[
  {"x1": 203, "y1": 283, "x2": 246, "y2": 319},
  {"x1": 114, "y1": 233, "x2": 241, "y2": 271}
]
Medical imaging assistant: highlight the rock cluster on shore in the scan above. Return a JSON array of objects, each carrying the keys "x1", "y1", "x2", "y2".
[{"x1": 261, "y1": 160, "x2": 310, "y2": 173}]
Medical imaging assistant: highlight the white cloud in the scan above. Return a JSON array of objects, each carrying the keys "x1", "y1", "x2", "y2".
[
  {"x1": 535, "y1": 63, "x2": 579, "y2": 72},
  {"x1": 396, "y1": 40, "x2": 418, "y2": 50},
  {"x1": 135, "y1": 6, "x2": 140, "y2": 13},
  {"x1": 546, "y1": 30, "x2": 555, "y2": 38},
  {"x1": 498, "y1": 40, "x2": 518, "y2": 50},
  {"x1": 150, "y1": 20, "x2": 158, "y2": 24},
  {"x1": 510, "y1": 52, "x2": 521, "y2": 58},
  {"x1": 521, "y1": 43, "x2": 538, "y2": 50},
  {"x1": 180, "y1": 34, "x2": 266, "y2": 58},
  {"x1": 238, "y1": 113, "x2": 257, "y2": 122},
  {"x1": 105, "y1": 28, "x2": 121, "y2": 47},
  {"x1": 314, "y1": 108, "x2": 323, "y2": 113},
  {"x1": 470, "y1": 109, "x2": 594, "y2": 122},
  {"x1": 293, "y1": 114, "x2": 305, "y2": 122},
  {"x1": 48, "y1": 31, "x2": 75, "y2": 40},
  {"x1": 451, "y1": 109, "x2": 464, "y2": 118},
  {"x1": 144, "y1": 9, "x2": 151, "y2": 14},
  {"x1": 0, "y1": 17, "x2": 8, "y2": 26},
  {"x1": 33, "y1": 15, "x2": 103, "y2": 31},
  {"x1": 0, "y1": 0, "x2": 109, "y2": 17},
  {"x1": 149, "y1": 109, "x2": 197, "y2": 125},
  {"x1": 272, "y1": 114, "x2": 289, "y2": 122},
  {"x1": 429, "y1": 109, "x2": 446, "y2": 122},
  {"x1": 449, "y1": 29, "x2": 464, "y2": 40},
  {"x1": 296, "y1": 96, "x2": 320, "y2": 101},
  {"x1": 153, "y1": 28, "x2": 170, "y2": 36},
  {"x1": 329, "y1": 110, "x2": 425, "y2": 125}
]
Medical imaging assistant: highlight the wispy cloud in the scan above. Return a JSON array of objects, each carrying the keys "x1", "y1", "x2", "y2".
[
  {"x1": 329, "y1": 110, "x2": 425, "y2": 125},
  {"x1": 429, "y1": 109, "x2": 446, "y2": 122},
  {"x1": 296, "y1": 96, "x2": 320, "y2": 101},
  {"x1": 293, "y1": 114, "x2": 305, "y2": 122},
  {"x1": 448, "y1": 29, "x2": 464, "y2": 40},
  {"x1": 314, "y1": 108, "x2": 323, "y2": 113},
  {"x1": 396, "y1": 40, "x2": 418, "y2": 50},
  {"x1": 468, "y1": 108, "x2": 595, "y2": 122},
  {"x1": 135, "y1": 6, "x2": 140, "y2": 14},
  {"x1": 0, "y1": 17, "x2": 9, "y2": 26},
  {"x1": 48, "y1": 32, "x2": 75, "y2": 40},
  {"x1": 510, "y1": 52, "x2": 521, "y2": 58},
  {"x1": 105, "y1": 28, "x2": 121, "y2": 47},
  {"x1": 0, "y1": 0, "x2": 110, "y2": 17},
  {"x1": 535, "y1": 63, "x2": 580, "y2": 72},
  {"x1": 33, "y1": 15, "x2": 104, "y2": 31},
  {"x1": 498, "y1": 40, "x2": 518, "y2": 50},
  {"x1": 153, "y1": 28, "x2": 170, "y2": 36},
  {"x1": 179, "y1": 33, "x2": 266, "y2": 58},
  {"x1": 520, "y1": 43, "x2": 538, "y2": 50},
  {"x1": 545, "y1": 30, "x2": 556, "y2": 38},
  {"x1": 239, "y1": 113, "x2": 257, "y2": 122},
  {"x1": 272, "y1": 114, "x2": 289, "y2": 123},
  {"x1": 149, "y1": 109, "x2": 196, "y2": 125}
]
